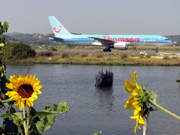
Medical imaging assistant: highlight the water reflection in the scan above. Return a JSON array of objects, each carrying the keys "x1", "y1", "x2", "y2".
[{"x1": 94, "y1": 87, "x2": 114, "y2": 112}]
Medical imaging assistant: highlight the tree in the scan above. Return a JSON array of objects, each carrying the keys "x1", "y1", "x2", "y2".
[{"x1": 3, "y1": 42, "x2": 36, "y2": 59}]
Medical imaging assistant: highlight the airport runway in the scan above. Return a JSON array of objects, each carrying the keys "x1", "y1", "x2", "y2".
[{"x1": 36, "y1": 49, "x2": 180, "y2": 55}]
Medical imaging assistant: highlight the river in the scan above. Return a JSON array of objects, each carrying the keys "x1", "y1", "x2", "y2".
[{"x1": 5, "y1": 65, "x2": 180, "y2": 135}]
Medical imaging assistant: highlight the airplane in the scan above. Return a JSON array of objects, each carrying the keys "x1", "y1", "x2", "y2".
[{"x1": 48, "y1": 16, "x2": 173, "y2": 52}]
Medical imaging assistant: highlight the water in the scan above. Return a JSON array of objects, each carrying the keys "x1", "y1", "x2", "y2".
[{"x1": 5, "y1": 65, "x2": 180, "y2": 135}]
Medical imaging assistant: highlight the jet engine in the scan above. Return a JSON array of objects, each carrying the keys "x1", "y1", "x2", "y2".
[{"x1": 113, "y1": 42, "x2": 128, "y2": 50}]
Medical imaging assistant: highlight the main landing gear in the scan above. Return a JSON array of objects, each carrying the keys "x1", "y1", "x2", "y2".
[{"x1": 103, "y1": 47, "x2": 111, "y2": 52}]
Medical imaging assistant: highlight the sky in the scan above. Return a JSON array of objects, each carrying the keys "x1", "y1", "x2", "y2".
[{"x1": 1, "y1": 0, "x2": 180, "y2": 35}]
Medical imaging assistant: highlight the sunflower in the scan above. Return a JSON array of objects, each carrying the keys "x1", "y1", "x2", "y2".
[
  {"x1": 5, "y1": 73, "x2": 42, "y2": 110},
  {"x1": 124, "y1": 71, "x2": 146, "y2": 134}
]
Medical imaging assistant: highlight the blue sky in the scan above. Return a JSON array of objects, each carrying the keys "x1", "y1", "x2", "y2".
[{"x1": 1, "y1": 0, "x2": 180, "y2": 35}]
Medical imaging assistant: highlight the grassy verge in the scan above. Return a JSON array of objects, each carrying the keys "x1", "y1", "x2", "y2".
[{"x1": 5, "y1": 52, "x2": 180, "y2": 66}]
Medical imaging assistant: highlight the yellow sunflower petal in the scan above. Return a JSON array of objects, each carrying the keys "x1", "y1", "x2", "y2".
[
  {"x1": 35, "y1": 85, "x2": 42, "y2": 90},
  {"x1": 9, "y1": 75, "x2": 18, "y2": 83},
  {"x1": 35, "y1": 90, "x2": 42, "y2": 94},
  {"x1": 133, "y1": 71, "x2": 138, "y2": 83},
  {"x1": 15, "y1": 100, "x2": 20, "y2": 107},
  {"x1": 138, "y1": 125, "x2": 142, "y2": 130},
  {"x1": 29, "y1": 74, "x2": 33, "y2": 84},
  {"x1": 9, "y1": 96, "x2": 20, "y2": 101},
  {"x1": 25, "y1": 74, "x2": 30, "y2": 83},
  {"x1": 125, "y1": 96, "x2": 135, "y2": 109},
  {"x1": 125, "y1": 80, "x2": 136, "y2": 94},
  {"x1": 130, "y1": 115, "x2": 139, "y2": 134},
  {"x1": 130, "y1": 115, "x2": 138, "y2": 120},
  {"x1": 19, "y1": 100, "x2": 25, "y2": 110},
  {"x1": 139, "y1": 114, "x2": 146, "y2": 125},
  {"x1": 18, "y1": 73, "x2": 23, "y2": 79},
  {"x1": 33, "y1": 74, "x2": 36, "y2": 81},
  {"x1": 6, "y1": 91, "x2": 18, "y2": 95},
  {"x1": 5, "y1": 83, "x2": 15, "y2": 90},
  {"x1": 18, "y1": 73, "x2": 25, "y2": 84},
  {"x1": 134, "y1": 108, "x2": 141, "y2": 115},
  {"x1": 31, "y1": 93, "x2": 38, "y2": 100},
  {"x1": 26, "y1": 100, "x2": 33, "y2": 108}
]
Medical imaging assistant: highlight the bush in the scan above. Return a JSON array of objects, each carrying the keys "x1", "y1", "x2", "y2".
[
  {"x1": 4, "y1": 42, "x2": 36, "y2": 59},
  {"x1": 121, "y1": 53, "x2": 128, "y2": 59},
  {"x1": 172, "y1": 56, "x2": 178, "y2": 59},
  {"x1": 81, "y1": 54, "x2": 88, "y2": 57},
  {"x1": 163, "y1": 55, "x2": 170, "y2": 60},
  {"x1": 139, "y1": 54, "x2": 144, "y2": 58},
  {"x1": 62, "y1": 53, "x2": 69, "y2": 58},
  {"x1": 48, "y1": 47, "x2": 57, "y2": 51},
  {"x1": 131, "y1": 46, "x2": 137, "y2": 50},
  {"x1": 149, "y1": 54, "x2": 157, "y2": 56},
  {"x1": 146, "y1": 54, "x2": 151, "y2": 58},
  {"x1": 45, "y1": 52, "x2": 53, "y2": 57},
  {"x1": 96, "y1": 54, "x2": 103, "y2": 58}
]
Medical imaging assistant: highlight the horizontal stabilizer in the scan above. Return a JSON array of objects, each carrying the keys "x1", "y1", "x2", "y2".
[{"x1": 49, "y1": 36, "x2": 64, "y2": 40}]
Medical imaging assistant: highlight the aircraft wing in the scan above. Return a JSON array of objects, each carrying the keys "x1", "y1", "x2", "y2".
[{"x1": 89, "y1": 37, "x2": 115, "y2": 45}]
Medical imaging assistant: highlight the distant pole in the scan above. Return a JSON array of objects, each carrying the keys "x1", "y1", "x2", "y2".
[
  {"x1": 156, "y1": 47, "x2": 159, "y2": 53},
  {"x1": 179, "y1": 73, "x2": 180, "y2": 88},
  {"x1": 27, "y1": 67, "x2": 30, "y2": 74}
]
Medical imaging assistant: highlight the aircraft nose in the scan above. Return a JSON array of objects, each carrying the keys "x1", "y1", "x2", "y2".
[
  {"x1": 169, "y1": 40, "x2": 173, "y2": 44},
  {"x1": 168, "y1": 40, "x2": 173, "y2": 46}
]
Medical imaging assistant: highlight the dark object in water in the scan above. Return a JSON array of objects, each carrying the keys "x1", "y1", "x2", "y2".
[{"x1": 95, "y1": 70, "x2": 113, "y2": 87}]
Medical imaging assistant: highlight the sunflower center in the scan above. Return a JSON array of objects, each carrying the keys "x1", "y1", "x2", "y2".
[{"x1": 18, "y1": 84, "x2": 33, "y2": 98}]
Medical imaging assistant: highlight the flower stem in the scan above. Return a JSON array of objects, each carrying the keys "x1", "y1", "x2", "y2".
[
  {"x1": 23, "y1": 107, "x2": 28, "y2": 135},
  {"x1": 143, "y1": 115, "x2": 148, "y2": 135},
  {"x1": 149, "y1": 100, "x2": 180, "y2": 120},
  {"x1": 27, "y1": 107, "x2": 30, "y2": 134}
]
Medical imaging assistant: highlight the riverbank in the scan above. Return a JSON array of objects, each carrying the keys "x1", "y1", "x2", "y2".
[{"x1": 5, "y1": 49, "x2": 180, "y2": 66}]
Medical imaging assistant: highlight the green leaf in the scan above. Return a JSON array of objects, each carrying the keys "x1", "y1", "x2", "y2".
[
  {"x1": 176, "y1": 80, "x2": 180, "y2": 83},
  {"x1": 44, "y1": 106, "x2": 52, "y2": 111},
  {"x1": 1, "y1": 112, "x2": 23, "y2": 130},
  {"x1": 0, "y1": 35, "x2": 5, "y2": 44},
  {"x1": 11, "y1": 112, "x2": 22, "y2": 126},
  {"x1": 1, "y1": 113, "x2": 13, "y2": 118},
  {"x1": 44, "y1": 114, "x2": 55, "y2": 130},
  {"x1": 34, "y1": 113, "x2": 56, "y2": 133},
  {"x1": 93, "y1": 130, "x2": 102, "y2": 135},
  {"x1": 13, "y1": 112, "x2": 22, "y2": 120},
  {"x1": 35, "y1": 121, "x2": 44, "y2": 134},
  {"x1": 31, "y1": 102, "x2": 69, "y2": 134},
  {"x1": 53, "y1": 104, "x2": 58, "y2": 111},
  {"x1": 3, "y1": 22, "x2": 9, "y2": 32},
  {"x1": 150, "y1": 91, "x2": 157, "y2": 103},
  {"x1": 58, "y1": 102, "x2": 69, "y2": 113}
]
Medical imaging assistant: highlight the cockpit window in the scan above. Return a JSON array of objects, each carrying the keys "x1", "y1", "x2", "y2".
[{"x1": 165, "y1": 38, "x2": 169, "y2": 40}]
